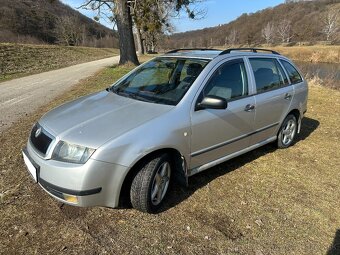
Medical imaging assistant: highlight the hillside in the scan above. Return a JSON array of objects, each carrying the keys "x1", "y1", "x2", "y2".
[
  {"x1": 0, "y1": 0, "x2": 118, "y2": 48},
  {"x1": 0, "y1": 43, "x2": 119, "y2": 81},
  {"x1": 163, "y1": 0, "x2": 340, "y2": 48}
]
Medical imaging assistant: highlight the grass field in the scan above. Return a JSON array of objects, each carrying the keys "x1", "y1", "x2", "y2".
[
  {"x1": 0, "y1": 62, "x2": 339, "y2": 254},
  {"x1": 0, "y1": 43, "x2": 119, "y2": 81},
  {"x1": 270, "y1": 45, "x2": 340, "y2": 64},
  {"x1": 213, "y1": 45, "x2": 340, "y2": 64}
]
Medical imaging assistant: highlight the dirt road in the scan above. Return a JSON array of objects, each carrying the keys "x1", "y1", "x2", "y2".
[{"x1": 0, "y1": 56, "x2": 120, "y2": 132}]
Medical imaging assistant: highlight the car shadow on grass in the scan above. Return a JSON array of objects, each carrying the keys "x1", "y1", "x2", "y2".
[
  {"x1": 327, "y1": 229, "x2": 340, "y2": 255},
  {"x1": 295, "y1": 116, "x2": 320, "y2": 144},
  {"x1": 161, "y1": 117, "x2": 320, "y2": 212}
]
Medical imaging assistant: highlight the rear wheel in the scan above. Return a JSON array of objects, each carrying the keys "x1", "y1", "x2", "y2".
[
  {"x1": 277, "y1": 114, "x2": 297, "y2": 148},
  {"x1": 130, "y1": 154, "x2": 171, "y2": 213}
]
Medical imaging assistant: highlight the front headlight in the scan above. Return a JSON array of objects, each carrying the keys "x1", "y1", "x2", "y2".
[{"x1": 52, "y1": 141, "x2": 95, "y2": 164}]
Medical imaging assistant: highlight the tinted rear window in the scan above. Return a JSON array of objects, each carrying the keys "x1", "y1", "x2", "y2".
[
  {"x1": 281, "y1": 60, "x2": 303, "y2": 84},
  {"x1": 249, "y1": 58, "x2": 288, "y2": 93}
]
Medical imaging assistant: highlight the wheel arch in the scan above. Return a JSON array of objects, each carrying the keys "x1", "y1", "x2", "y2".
[
  {"x1": 118, "y1": 148, "x2": 188, "y2": 207},
  {"x1": 287, "y1": 109, "x2": 301, "y2": 133}
]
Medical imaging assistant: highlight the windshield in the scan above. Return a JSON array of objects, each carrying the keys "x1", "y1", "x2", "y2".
[{"x1": 111, "y1": 57, "x2": 209, "y2": 105}]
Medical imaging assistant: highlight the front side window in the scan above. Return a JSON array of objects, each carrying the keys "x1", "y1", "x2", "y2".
[
  {"x1": 203, "y1": 59, "x2": 248, "y2": 101},
  {"x1": 280, "y1": 60, "x2": 303, "y2": 84},
  {"x1": 112, "y1": 57, "x2": 209, "y2": 105},
  {"x1": 250, "y1": 58, "x2": 288, "y2": 93}
]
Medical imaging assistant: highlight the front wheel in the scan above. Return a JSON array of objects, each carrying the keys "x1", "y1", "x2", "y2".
[
  {"x1": 277, "y1": 114, "x2": 298, "y2": 149},
  {"x1": 130, "y1": 154, "x2": 171, "y2": 213}
]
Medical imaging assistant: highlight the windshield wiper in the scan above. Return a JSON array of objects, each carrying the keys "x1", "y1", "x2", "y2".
[
  {"x1": 112, "y1": 87, "x2": 151, "y2": 102},
  {"x1": 111, "y1": 87, "x2": 130, "y2": 97},
  {"x1": 111, "y1": 88, "x2": 141, "y2": 99},
  {"x1": 111, "y1": 87, "x2": 119, "y2": 94},
  {"x1": 132, "y1": 93, "x2": 153, "y2": 102}
]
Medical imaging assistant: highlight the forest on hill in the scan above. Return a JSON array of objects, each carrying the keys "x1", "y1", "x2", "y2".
[
  {"x1": 0, "y1": 0, "x2": 118, "y2": 48},
  {"x1": 162, "y1": 0, "x2": 340, "y2": 49},
  {"x1": 0, "y1": 0, "x2": 339, "y2": 54}
]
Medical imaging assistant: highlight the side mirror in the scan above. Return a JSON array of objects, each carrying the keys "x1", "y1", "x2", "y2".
[{"x1": 196, "y1": 95, "x2": 228, "y2": 110}]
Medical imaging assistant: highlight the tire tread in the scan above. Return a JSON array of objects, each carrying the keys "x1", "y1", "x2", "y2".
[{"x1": 130, "y1": 154, "x2": 168, "y2": 213}]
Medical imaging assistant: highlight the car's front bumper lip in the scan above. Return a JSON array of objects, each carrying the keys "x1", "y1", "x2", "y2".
[{"x1": 39, "y1": 177, "x2": 102, "y2": 197}]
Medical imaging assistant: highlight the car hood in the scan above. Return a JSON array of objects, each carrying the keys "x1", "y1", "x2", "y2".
[{"x1": 40, "y1": 91, "x2": 173, "y2": 148}]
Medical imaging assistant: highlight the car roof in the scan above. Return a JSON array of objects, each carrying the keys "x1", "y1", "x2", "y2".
[
  {"x1": 164, "y1": 50, "x2": 222, "y2": 60},
  {"x1": 161, "y1": 48, "x2": 282, "y2": 60}
]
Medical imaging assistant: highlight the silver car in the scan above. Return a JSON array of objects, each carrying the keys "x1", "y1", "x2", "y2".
[{"x1": 23, "y1": 48, "x2": 308, "y2": 213}]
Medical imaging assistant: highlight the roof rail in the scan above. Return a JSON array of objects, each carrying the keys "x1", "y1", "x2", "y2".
[
  {"x1": 166, "y1": 48, "x2": 221, "y2": 54},
  {"x1": 219, "y1": 48, "x2": 280, "y2": 55}
]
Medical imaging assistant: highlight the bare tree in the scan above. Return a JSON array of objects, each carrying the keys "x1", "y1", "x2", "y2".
[
  {"x1": 131, "y1": 0, "x2": 174, "y2": 54},
  {"x1": 134, "y1": 27, "x2": 144, "y2": 55},
  {"x1": 80, "y1": 0, "x2": 206, "y2": 65},
  {"x1": 227, "y1": 29, "x2": 238, "y2": 45},
  {"x1": 80, "y1": 0, "x2": 140, "y2": 65},
  {"x1": 224, "y1": 35, "x2": 228, "y2": 46},
  {"x1": 277, "y1": 18, "x2": 292, "y2": 43},
  {"x1": 262, "y1": 22, "x2": 275, "y2": 44},
  {"x1": 55, "y1": 16, "x2": 83, "y2": 46},
  {"x1": 202, "y1": 37, "x2": 208, "y2": 47},
  {"x1": 82, "y1": 24, "x2": 87, "y2": 46},
  {"x1": 322, "y1": 9, "x2": 339, "y2": 42}
]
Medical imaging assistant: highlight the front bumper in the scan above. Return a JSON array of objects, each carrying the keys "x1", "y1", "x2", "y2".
[{"x1": 23, "y1": 143, "x2": 129, "y2": 208}]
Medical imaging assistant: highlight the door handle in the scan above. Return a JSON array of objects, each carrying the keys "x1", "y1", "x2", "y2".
[
  {"x1": 284, "y1": 93, "x2": 292, "y2": 100},
  {"x1": 244, "y1": 104, "x2": 255, "y2": 112}
]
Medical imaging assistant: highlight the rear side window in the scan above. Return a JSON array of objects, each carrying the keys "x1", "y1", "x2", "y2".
[
  {"x1": 249, "y1": 58, "x2": 288, "y2": 93},
  {"x1": 203, "y1": 59, "x2": 248, "y2": 101},
  {"x1": 280, "y1": 60, "x2": 303, "y2": 84}
]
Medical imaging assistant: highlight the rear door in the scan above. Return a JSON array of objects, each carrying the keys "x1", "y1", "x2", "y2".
[
  {"x1": 190, "y1": 58, "x2": 255, "y2": 169},
  {"x1": 247, "y1": 57, "x2": 294, "y2": 145},
  {"x1": 280, "y1": 59, "x2": 308, "y2": 116}
]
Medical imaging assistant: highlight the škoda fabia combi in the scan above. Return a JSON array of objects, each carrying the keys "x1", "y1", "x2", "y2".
[{"x1": 23, "y1": 48, "x2": 308, "y2": 213}]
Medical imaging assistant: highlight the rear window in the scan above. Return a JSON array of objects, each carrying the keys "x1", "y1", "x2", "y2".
[
  {"x1": 249, "y1": 58, "x2": 289, "y2": 93},
  {"x1": 280, "y1": 60, "x2": 303, "y2": 84}
]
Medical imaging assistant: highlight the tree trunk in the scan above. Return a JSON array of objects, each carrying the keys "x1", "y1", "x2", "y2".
[
  {"x1": 136, "y1": 28, "x2": 144, "y2": 55},
  {"x1": 115, "y1": 0, "x2": 139, "y2": 65},
  {"x1": 142, "y1": 39, "x2": 146, "y2": 53}
]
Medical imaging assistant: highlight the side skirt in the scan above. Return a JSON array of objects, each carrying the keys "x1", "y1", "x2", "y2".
[{"x1": 188, "y1": 136, "x2": 277, "y2": 177}]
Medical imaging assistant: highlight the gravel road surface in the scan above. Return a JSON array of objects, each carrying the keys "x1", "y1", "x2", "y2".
[{"x1": 0, "y1": 56, "x2": 120, "y2": 133}]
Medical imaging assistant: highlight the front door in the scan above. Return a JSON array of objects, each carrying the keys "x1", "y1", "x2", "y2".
[{"x1": 190, "y1": 58, "x2": 255, "y2": 169}]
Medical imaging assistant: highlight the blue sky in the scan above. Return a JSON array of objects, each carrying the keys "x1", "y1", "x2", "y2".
[{"x1": 61, "y1": 0, "x2": 285, "y2": 33}]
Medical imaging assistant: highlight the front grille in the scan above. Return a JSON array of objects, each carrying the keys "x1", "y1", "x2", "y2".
[{"x1": 30, "y1": 124, "x2": 53, "y2": 155}]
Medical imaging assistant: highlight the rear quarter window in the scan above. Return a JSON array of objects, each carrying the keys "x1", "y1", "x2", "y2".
[{"x1": 280, "y1": 60, "x2": 303, "y2": 84}]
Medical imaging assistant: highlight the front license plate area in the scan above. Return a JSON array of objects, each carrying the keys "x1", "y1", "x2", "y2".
[{"x1": 23, "y1": 151, "x2": 38, "y2": 183}]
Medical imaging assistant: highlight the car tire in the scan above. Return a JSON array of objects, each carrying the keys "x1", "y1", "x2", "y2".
[
  {"x1": 130, "y1": 154, "x2": 171, "y2": 213},
  {"x1": 277, "y1": 114, "x2": 298, "y2": 149}
]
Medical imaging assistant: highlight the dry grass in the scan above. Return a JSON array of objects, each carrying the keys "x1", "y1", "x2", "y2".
[
  {"x1": 297, "y1": 64, "x2": 340, "y2": 90},
  {"x1": 0, "y1": 43, "x2": 119, "y2": 81},
  {"x1": 269, "y1": 45, "x2": 340, "y2": 64},
  {"x1": 0, "y1": 62, "x2": 339, "y2": 254},
  {"x1": 213, "y1": 45, "x2": 340, "y2": 63}
]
